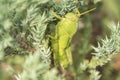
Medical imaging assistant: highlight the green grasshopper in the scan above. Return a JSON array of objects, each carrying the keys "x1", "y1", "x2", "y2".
[{"x1": 50, "y1": 8, "x2": 96, "y2": 68}]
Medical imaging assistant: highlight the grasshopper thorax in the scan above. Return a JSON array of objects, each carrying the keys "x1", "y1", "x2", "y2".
[{"x1": 65, "y1": 13, "x2": 79, "y2": 22}]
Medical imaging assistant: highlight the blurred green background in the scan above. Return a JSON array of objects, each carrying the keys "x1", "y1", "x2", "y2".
[{"x1": 0, "y1": 0, "x2": 120, "y2": 80}]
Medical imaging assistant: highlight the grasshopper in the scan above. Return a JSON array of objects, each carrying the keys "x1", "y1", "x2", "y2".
[{"x1": 50, "y1": 8, "x2": 96, "y2": 68}]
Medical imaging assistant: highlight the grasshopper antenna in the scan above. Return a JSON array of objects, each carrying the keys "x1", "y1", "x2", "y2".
[{"x1": 79, "y1": 8, "x2": 96, "y2": 16}]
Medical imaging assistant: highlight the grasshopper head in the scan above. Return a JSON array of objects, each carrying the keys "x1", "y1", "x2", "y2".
[
  {"x1": 75, "y1": 8, "x2": 96, "y2": 17},
  {"x1": 65, "y1": 8, "x2": 96, "y2": 22}
]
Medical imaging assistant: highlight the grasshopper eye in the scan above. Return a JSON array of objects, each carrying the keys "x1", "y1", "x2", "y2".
[{"x1": 74, "y1": 8, "x2": 81, "y2": 17}]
